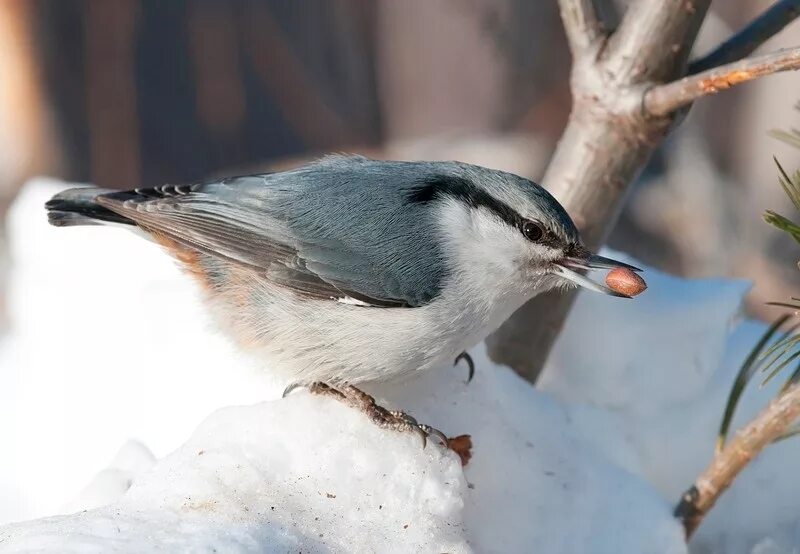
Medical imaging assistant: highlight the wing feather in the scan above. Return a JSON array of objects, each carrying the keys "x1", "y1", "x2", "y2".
[{"x1": 95, "y1": 184, "x2": 416, "y2": 307}]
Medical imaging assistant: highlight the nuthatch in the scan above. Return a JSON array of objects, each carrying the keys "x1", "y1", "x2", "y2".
[{"x1": 46, "y1": 155, "x2": 640, "y2": 443}]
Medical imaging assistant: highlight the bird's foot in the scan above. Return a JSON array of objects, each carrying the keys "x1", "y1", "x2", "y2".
[
  {"x1": 454, "y1": 351, "x2": 475, "y2": 383},
  {"x1": 307, "y1": 382, "x2": 449, "y2": 449}
]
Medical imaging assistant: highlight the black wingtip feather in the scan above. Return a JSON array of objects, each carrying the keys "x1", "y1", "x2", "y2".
[
  {"x1": 45, "y1": 187, "x2": 135, "y2": 227},
  {"x1": 47, "y1": 210, "x2": 105, "y2": 227}
]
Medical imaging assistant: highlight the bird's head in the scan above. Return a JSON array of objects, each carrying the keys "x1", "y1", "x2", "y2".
[{"x1": 416, "y1": 165, "x2": 639, "y2": 299}]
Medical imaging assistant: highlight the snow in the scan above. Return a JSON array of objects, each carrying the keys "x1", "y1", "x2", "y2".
[
  {"x1": 0, "y1": 179, "x2": 278, "y2": 524},
  {"x1": 1, "y1": 359, "x2": 683, "y2": 553},
  {"x1": 0, "y1": 179, "x2": 797, "y2": 553}
]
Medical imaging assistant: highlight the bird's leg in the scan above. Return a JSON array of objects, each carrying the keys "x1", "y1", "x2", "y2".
[
  {"x1": 454, "y1": 351, "x2": 475, "y2": 383},
  {"x1": 307, "y1": 382, "x2": 448, "y2": 448}
]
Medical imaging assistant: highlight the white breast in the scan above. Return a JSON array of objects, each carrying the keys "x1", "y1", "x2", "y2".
[{"x1": 203, "y1": 198, "x2": 552, "y2": 386}]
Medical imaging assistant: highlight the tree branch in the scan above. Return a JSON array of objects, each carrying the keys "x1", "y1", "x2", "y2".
[
  {"x1": 675, "y1": 383, "x2": 800, "y2": 538},
  {"x1": 558, "y1": 0, "x2": 604, "y2": 56},
  {"x1": 689, "y1": 0, "x2": 800, "y2": 74},
  {"x1": 645, "y1": 47, "x2": 800, "y2": 118},
  {"x1": 604, "y1": 0, "x2": 709, "y2": 83},
  {"x1": 487, "y1": 0, "x2": 711, "y2": 381}
]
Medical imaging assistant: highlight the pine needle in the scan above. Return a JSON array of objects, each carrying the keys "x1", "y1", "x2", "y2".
[
  {"x1": 761, "y1": 348, "x2": 800, "y2": 386},
  {"x1": 781, "y1": 358, "x2": 800, "y2": 393},
  {"x1": 770, "y1": 128, "x2": 800, "y2": 150},
  {"x1": 763, "y1": 211, "x2": 800, "y2": 244},
  {"x1": 758, "y1": 330, "x2": 800, "y2": 368},
  {"x1": 717, "y1": 315, "x2": 790, "y2": 454},
  {"x1": 774, "y1": 157, "x2": 800, "y2": 212},
  {"x1": 765, "y1": 301, "x2": 800, "y2": 311}
]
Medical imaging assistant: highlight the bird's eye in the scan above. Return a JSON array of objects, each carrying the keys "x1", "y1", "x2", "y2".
[{"x1": 521, "y1": 220, "x2": 545, "y2": 242}]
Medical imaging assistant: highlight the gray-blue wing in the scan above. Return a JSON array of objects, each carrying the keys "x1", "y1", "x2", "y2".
[{"x1": 94, "y1": 167, "x2": 446, "y2": 307}]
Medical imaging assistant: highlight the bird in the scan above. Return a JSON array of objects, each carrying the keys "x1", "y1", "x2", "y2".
[{"x1": 45, "y1": 155, "x2": 639, "y2": 444}]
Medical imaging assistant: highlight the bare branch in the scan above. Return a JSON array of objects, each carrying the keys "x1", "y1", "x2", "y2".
[
  {"x1": 558, "y1": 0, "x2": 604, "y2": 56},
  {"x1": 488, "y1": 1, "x2": 711, "y2": 380},
  {"x1": 675, "y1": 383, "x2": 800, "y2": 538},
  {"x1": 604, "y1": 0, "x2": 711, "y2": 83},
  {"x1": 690, "y1": 0, "x2": 800, "y2": 74},
  {"x1": 645, "y1": 47, "x2": 800, "y2": 118}
]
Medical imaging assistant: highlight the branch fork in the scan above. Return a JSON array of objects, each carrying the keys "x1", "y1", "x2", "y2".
[
  {"x1": 558, "y1": 0, "x2": 607, "y2": 58},
  {"x1": 489, "y1": 0, "x2": 800, "y2": 384}
]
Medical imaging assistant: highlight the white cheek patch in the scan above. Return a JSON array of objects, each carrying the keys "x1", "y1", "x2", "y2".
[
  {"x1": 435, "y1": 198, "x2": 526, "y2": 271},
  {"x1": 472, "y1": 207, "x2": 517, "y2": 242}
]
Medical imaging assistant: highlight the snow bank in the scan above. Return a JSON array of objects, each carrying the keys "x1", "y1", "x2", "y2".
[
  {"x1": 0, "y1": 180, "x2": 279, "y2": 524},
  {"x1": 1, "y1": 358, "x2": 684, "y2": 553},
  {"x1": 0, "y1": 180, "x2": 797, "y2": 553}
]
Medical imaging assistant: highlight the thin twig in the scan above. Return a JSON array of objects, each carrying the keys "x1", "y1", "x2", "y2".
[
  {"x1": 644, "y1": 46, "x2": 800, "y2": 117},
  {"x1": 690, "y1": 0, "x2": 800, "y2": 74},
  {"x1": 558, "y1": 0, "x2": 604, "y2": 56},
  {"x1": 675, "y1": 382, "x2": 800, "y2": 538}
]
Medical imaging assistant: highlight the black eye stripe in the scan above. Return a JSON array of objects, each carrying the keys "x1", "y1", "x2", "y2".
[
  {"x1": 407, "y1": 175, "x2": 520, "y2": 228},
  {"x1": 407, "y1": 174, "x2": 565, "y2": 247}
]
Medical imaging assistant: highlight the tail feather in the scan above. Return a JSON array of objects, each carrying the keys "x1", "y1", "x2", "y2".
[{"x1": 45, "y1": 187, "x2": 135, "y2": 227}]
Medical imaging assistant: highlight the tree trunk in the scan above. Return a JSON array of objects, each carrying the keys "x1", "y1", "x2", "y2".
[{"x1": 489, "y1": 0, "x2": 711, "y2": 382}]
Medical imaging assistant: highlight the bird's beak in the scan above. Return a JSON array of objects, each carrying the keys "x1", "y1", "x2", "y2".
[{"x1": 552, "y1": 252, "x2": 642, "y2": 298}]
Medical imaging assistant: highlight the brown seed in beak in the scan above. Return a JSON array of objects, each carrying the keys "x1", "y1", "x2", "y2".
[{"x1": 605, "y1": 267, "x2": 647, "y2": 297}]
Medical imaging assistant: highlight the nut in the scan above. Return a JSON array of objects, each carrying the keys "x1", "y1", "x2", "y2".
[{"x1": 605, "y1": 267, "x2": 647, "y2": 297}]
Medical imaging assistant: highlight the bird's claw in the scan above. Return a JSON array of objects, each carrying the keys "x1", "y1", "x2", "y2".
[
  {"x1": 454, "y1": 351, "x2": 475, "y2": 383},
  {"x1": 418, "y1": 424, "x2": 449, "y2": 447},
  {"x1": 306, "y1": 383, "x2": 448, "y2": 449},
  {"x1": 389, "y1": 409, "x2": 425, "y2": 446},
  {"x1": 282, "y1": 382, "x2": 305, "y2": 398},
  {"x1": 413, "y1": 426, "x2": 428, "y2": 448},
  {"x1": 388, "y1": 410, "x2": 447, "y2": 448}
]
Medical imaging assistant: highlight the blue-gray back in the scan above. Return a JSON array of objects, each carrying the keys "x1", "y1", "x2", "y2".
[
  {"x1": 97, "y1": 155, "x2": 511, "y2": 307},
  {"x1": 215, "y1": 156, "x2": 455, "y2": 306}
]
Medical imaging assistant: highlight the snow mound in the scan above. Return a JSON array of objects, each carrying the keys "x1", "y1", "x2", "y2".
[
  {"x1": 0, "y1": 180, "x2": 279, "y2": 524},
  {"x1": 1, "y1": 179, "x2": 798, "y2": 553},
  {"x1": 1, "y1": 366, "x2": 685, "y2": 553}
]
